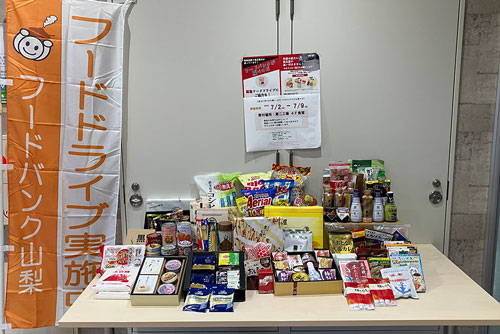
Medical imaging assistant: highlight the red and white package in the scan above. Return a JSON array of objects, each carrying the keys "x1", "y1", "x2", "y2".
[
  {"x1": 245, "y1": 242, "x2": 272, "y2": 260},
  {"x1": 99, "y1": 245, "x2": 145, "y2": 274},
  {"x1": 329, "y1": 162, "x2": 350, "y2": 190},
  {"x1": 339, "y1": 260, "x2": 371, "y2": 283},
  {"x1": 344, "y1": 282, "x2": 375, "y2": 311},
  {"x1": 92, "y1": 267, "x2": 140, "y2": 292},
  {"x1": 368, "y1": 278, "x2": 397, "y2": 307}
]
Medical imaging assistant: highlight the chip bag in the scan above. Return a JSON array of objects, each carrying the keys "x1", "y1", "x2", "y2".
[
  {"x1": 271, "y1": 164, "x2": 310, "y2": 202},
  {"x1": 261, "y1": 179, "x2": 294, "y2": 206},
  {"x1": 241, "y1": 188, "x2": 276, "y2": 217},
  {"x1": 239, "y1": 172, "x2": 272, "y2": 190}
]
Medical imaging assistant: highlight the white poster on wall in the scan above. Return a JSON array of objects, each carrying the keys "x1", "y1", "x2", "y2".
[{"x1": 241, "y1": 53, "x2": 321, "y2": 152}]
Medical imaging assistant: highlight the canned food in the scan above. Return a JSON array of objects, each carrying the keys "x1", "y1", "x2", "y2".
[
  {"x1": 178, "y1": 240, "x2": 193, "y2": 256},
  {"x1": 146, "y1": 232, "x2": 161, "y2": 245},
  {"x1": 177, "y1": 221, "x2": 192, "y2": 244},
  {"x1": 161, "y1": 243, "x2": 177, "y2": 256},
  {"x1": 161, "y1": 222, "x2": 177, "y2": 246}
]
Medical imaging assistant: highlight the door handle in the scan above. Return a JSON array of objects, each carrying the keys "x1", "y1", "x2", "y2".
[{"x1": 429, "y1": 190, "x2": 443, "y2": 204}]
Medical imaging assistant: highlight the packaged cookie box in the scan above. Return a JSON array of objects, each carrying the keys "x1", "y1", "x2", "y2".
[
  {"x1": 272, "y1": 249, "x2": 343, "y2": 296},
  {"x1": 183, "y1": 251, "x2": 246, "y2": 302},
  {"x1": 130, "y1": 256, "x2": 187, "y2": 306}
]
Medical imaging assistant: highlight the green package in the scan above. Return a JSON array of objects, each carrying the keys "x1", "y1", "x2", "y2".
[{"x1": 215, "y1": 173, "x2": 240, "y2": 208}]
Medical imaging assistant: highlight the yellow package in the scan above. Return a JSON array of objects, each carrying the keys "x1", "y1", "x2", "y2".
[
  {"x1": 238, "y1": 172, "x2": 272, "y2": 191},
  {"x1": 264, "y1": 206, "x2": 323, "y2": 249},
  {"x1": 236, "y1": 197, "x2": 248, "y2": 216}
]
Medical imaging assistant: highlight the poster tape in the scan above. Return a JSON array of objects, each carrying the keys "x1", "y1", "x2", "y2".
[
  {"x1": 1, "y1": 245, "x2": 13, "y2": 252},
  {"x1": 0, "y1": 164, "x2": 13, "y2": 170},
  {"x1": 0, "y1": 323, "x2": 12, "y2": 330}
]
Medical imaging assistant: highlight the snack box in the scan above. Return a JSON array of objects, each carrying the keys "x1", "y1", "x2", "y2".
[
  {"x1": 272, "y1": 250, "x2": 343, "y2": 296},
  {"x1": 264, "y1": 206, "x2": 324, "y2": 249},
  {"x1": 130, "y1": 256, "x2": 187, "y2": 306},
  {"x1": 183, "y1": 251, "x2": 246, "y2": 302}
]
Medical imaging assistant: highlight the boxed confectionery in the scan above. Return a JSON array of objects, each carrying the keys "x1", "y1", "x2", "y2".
[
  {"x1": 183, "y1": 251, "x2": 246, "y2": 302},
  {"x1": 271, "y1": 249, "x2": 343, "y2": 296},
  {"x1": 130, "y1": 256, "x2": 187, "y2": 306}
]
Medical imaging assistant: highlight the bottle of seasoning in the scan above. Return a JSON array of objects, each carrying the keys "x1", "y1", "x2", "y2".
[
  {"x1": 385, "y1": 191, "x2": 398, "y2": 222},
  {"x1": 372, "y1": 189, "x2": 384, "y2": 222},
  {"x1": 350, "y1": 190, "x2": 362, "y2": 223},
  {"x1": 322, "y1": 187, "x2": 333, "y2": 208},
  {"x1": 362, "y1": 189, "x2": 374, "y2": 223},
  {"x1": 343, "y1": 182, "x2": 354, "y2": 208},
  {"x1": 323, "y1": 168, "x2": 331, "y2": 188},
  {"x1": 334, "y1": 188, "x2": 343, "y2": 208}
]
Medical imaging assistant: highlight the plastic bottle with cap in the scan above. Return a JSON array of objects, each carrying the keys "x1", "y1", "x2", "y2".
[{"x1": 350, "y1": 190, "x2": 362, "y2": 223}]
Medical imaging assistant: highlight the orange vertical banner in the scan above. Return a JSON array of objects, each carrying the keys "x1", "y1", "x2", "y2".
[{"x1": 5, "y1": 0, "x2": 61, "y2": 328}]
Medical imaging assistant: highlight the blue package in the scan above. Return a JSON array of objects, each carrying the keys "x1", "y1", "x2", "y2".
[
  {"x1": 241, "y1": 188, "x2": 276, "y2": 216},
  {"x1": 191, "y1": 273, "x2": 215, "y2": 284},
  {"x1": 392, "y1": 230, "x2": 409, "y2": 242},
  {"x1": 209, "y1": 287, "x2": 235, "y2": 312},
  {"x1": 261, "y1": 179, "x2": 294, "y2": 205},
  {"x1": 192, "y1": 253, "x2": 216, "y2": 270},
  {"x1": 183, "y1": 288, "x2": 210, "y2": 313}
]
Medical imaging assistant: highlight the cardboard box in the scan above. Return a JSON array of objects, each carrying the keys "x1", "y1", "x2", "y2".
[
  {"x1": 130, "y1": 256, "x2": 187, "y2": 306},
  {"x1": 272, "y1": 251, "x2": 343, "y2": 296},
  {"x1": 183, "y1": 251, "x2": 246, "y2": 302},
  {"x1": 125, "y1": 229, "x2": 155, "y2": 245},
  {"x1": 264, "y1": 206, "x2": 324, "y2": 248}
]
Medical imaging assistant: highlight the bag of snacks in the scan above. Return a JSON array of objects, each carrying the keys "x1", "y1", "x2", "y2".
[
  {"x1": 194, "y1": 173, "x2": 239, "y2": 208},
  {"x1": 241, "y1": 188, "x2": 276, "y2": 217},
  {"x1": 239, "y1": 172, "x2": 272, "y2": 190},
  {"x1": 261, "y1": 179, "x2": 294, "y2": 206},
  {"x1": 271, "y1": 164, "x2": 310, "y2": 203}
]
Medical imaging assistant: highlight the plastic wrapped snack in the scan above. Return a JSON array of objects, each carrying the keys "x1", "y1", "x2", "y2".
[
  {"x1": 241, "y1": 188, "x2": 276, "y2": 217},
  {"x1": 194, "y1": 173, "x2": 221, "y2": 208},
  {"x1": 239, "y1": 172, "x2": 273, "y2": 191},
  {"x1": 271, "y1": 164, "x2": 311, "y2": 203},
  {"x1": 194, "y1": 173, "x2": 239, "y2": 208},
  {"x1": 215, "y1": 173, "x2": 239, "y2": 208},
  {"x1": 261, "y1": 179, "x2": 294, "y2": 206}
]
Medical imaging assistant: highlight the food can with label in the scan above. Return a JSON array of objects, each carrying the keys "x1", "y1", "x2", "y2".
[
  {"x1": 177, "y1": 221, "x2": 192, "y2": 244},
  {"x1": 161, "y1": 243, "x2": 177, "y2": 256},
  {"x1": 161, "y1": 221, "x2": 177, "y2": 246},
  {"x1": 178, "y1": 240, "x2": 193, "y2": 256}
]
